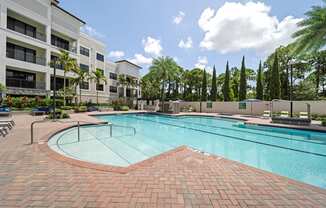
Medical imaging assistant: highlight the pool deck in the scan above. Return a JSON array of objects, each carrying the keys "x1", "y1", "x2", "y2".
[{"x1": 0, "y1": 112, "x2": 326, "y2": 207}]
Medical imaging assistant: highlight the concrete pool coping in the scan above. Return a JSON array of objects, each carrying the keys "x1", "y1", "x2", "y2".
[
  {"x1": 88, "y1": 111, "x2": 326, "y2": 132},
  {"x1": 41, "y1": 112, "x2": 326, "y2": 193}
]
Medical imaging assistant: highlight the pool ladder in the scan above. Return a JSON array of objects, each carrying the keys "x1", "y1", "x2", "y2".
[{"x1": 31, "y1": 119, "x2": 136, "y2": 144}]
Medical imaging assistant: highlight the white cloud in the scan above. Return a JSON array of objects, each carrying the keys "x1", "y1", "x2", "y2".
[
  {"x1": 173, "y1": 11, "x2": 186, "y2": 25},
  {"x1": 178, "y1": 37, "x2": 193, "y2": 49},
  {"x1": 198, "y1": 2, "x2": 302, "y2": 54},
  {"x1": 81, "y1": 25, "x2": 105, "y2": 39},
  {"x1": 108, "y1": 51, "x2": 125, "y2": 59},
  {"x1": 129, "y1": 54, "x2": 153, "y2": 66},
  {"x1": 195, "y1": 56, "x2": 208, "y2": 69},
  {"x1": 142, "y1": 36, "x2": 163, "y2": 56}
]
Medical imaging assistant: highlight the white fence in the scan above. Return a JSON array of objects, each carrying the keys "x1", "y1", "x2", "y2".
[{"x1": 178, "y1": 101, "x2": 326, "y2": 116}]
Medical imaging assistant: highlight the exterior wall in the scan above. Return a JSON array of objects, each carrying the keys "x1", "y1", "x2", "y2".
[{"x1": 179, "y1": 101, "x2": 326, "y2": 116}]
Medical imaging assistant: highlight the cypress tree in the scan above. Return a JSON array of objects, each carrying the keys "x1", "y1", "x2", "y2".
[
  {"x1": 256, "y1": 61, "x2": 264, "y2": 100},
  {"x1": 239, "y1": 56, "x2": 247, "y2": 101},
  {"x1": 201, "y1": 69, "x2": 207, "y2": 101},
  {"x1": 210, "y1": 66, "x2": 217, "y2": 101},
  {"x1": 271, "y1": 52, "x2": 281, "y2": 99},
  {"x1": 223, "y1": 61, "x2": 231, "y2": 101}
]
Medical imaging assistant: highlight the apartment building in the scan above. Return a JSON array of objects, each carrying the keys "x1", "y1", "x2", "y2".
[{"x1": 0, "y1": 0, "x2": 141, "y2": 103}]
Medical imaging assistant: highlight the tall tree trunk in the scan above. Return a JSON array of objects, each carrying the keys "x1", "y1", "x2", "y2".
[
  {"x1": 63, "y1": 72, "x2": 66, "y2": 106},
  {"x1": 79, "y1": 82, "x2": 82, "y2": 106},
  {"x1": 316, "y1": 64, "x2": 320, "y2": 98},
  {"x1": 161, "y1": 81, "x2": 165, "y2": 112}
]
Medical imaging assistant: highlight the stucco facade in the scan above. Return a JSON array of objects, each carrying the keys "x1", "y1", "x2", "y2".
[{"x1": 0, "y1": 0, "x2": 141, "y2": 103}]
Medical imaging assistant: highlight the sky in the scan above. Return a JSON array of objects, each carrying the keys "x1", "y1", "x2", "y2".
[{"x1": 60, "y1": 0, "x2": 322, "y2": 75}]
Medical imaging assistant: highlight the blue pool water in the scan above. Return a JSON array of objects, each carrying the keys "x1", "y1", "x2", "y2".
[{"x1": 48, "y1": 113, "x2": 326, "y2": 188}]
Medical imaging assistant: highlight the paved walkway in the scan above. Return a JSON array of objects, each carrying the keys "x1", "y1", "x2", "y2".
[{"x1": 0, "y1": 113, "x2": 325, "y2": 208}]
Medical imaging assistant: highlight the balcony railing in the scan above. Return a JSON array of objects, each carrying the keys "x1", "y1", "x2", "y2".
[
  {"x1": 6, "y1": 51, "x2": 46, "y2": 66},
  {"x1": 6, "y1": 78, "x2": 46, "y2": 90},
  {"x1": 7, "y1": 25, "x2": 46, "y2": 42}
]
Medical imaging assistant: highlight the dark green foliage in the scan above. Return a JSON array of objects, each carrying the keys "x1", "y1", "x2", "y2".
[
  {"x1": 210, "y1": 66, "x2": 217, "y2": 101},
  {"x1": 270, "y1": 52, "x2": 281, "y2": 99},
  {"x1": 256, "y1": 61, "x2": 264, "y2": 100},
  {"x1": 239, "y1": 56, "x2": 247, "y2": 101},
  {"x1": 322, "y1": 119, "x2": 326, "y2": 126},
  {"x1": 201, "y1": 69, "x2": 207, "y2": 101},
  {"x1": 223, "y1": 62, "x2": 232, "y2": 101}
]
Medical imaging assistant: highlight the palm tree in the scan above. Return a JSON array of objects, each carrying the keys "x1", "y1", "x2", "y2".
[
  {"x1": 90, "y1": 69, "x2": 107, "y2": 105},
  {"x1": 292, "y1": 1, "x2": 326, "y2": 54},
  {"x1": 149, "y1": 57, "x2": 177, "y2": 112},
  {"x1": 71, "y1": 68, "x2": 90, "y2": 106},
  {"x1": 118, "y1": 74, "x2": 127, "y2": 98},
  {"x1": 0, "y1": 83, "x2": 6, "y2": 104},
  {"x1": 118, "y1": 74, "x2": 137, "y2": 99},
  {"x1": 57, "y1": 50, "x2": 76, "y2": 106}
]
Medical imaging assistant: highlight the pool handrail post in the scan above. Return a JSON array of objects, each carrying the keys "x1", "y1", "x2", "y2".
[
  {"x1": 109, "y1": 123, "x2": 112, "y2": 137},
  {"x1": 77, "y1": 121, "x2": 80, "y2": 142}
]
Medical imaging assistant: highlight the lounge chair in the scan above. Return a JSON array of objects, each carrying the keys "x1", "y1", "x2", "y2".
[
  {"x1": 280, "y1": 111, "x2": 289, "y2": 118},
  {"x1": 300, "y1": 112, "x2": 308, "y2": 119},
  {"x1": 31, "y1": 107, "x2": 51, "y2": 116},
  {"x1": 0, "y1": 126, "x2": 8, "y2": 137},
  {"x1": 0, "y1": 122, "x2": 13, "y2": 130},
  {"x1": 0, "y1": 118, "x2": 15, "y2": 126},
  {"x1": 263, "y1": 110, "x2": 271, "y2": 118},
  {"x1": 0, "y1": 106, "x2": 11, "y2": 117}
]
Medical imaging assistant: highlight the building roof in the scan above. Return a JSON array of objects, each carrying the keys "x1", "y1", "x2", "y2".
[
  {"x1": 51, "y1": 2, "x2": 86, "y2": 25},
  {"x1": 115, "y1": 60, "x2": 142, "y2": 69}
]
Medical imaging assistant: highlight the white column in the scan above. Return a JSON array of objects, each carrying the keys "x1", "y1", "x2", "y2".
[{"x1": 0, "y1": 3, "x2": 7, "y2": 87}]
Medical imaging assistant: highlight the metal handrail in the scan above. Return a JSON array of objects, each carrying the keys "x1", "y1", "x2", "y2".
[
  {"x1": 30, "y1": 119, "x2": 137, "y2": 145},
  {"x1": 30, "y1": 119, "x2": 111, "y2": 144},
  {"x1": 111, "y1": 124, "x2": 137, "y2": 136}
]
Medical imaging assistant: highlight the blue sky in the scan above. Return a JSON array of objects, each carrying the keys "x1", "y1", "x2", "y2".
[{"x1": 60, "y1": 0, "x2": 321, "y2": 75}]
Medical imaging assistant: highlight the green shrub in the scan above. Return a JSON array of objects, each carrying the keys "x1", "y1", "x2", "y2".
[
  {"x1": 74, "y1": 106, "x2": 87, "y2": 113},
  {"x1": 322, "y1": 119, "x2": 326, "y2": 127},
  {"x1": 60, "y1": 106, "x2": 72, "y2": 110},
  {"x1": 60, "y1": 111, "x2": 70, "y2": 119},
  {"x1": 47, "y1": 110, "x2": 70, "y2": 119},
  {"x1": 121, "y1": 106, "x2": 129, "y2": 111}
]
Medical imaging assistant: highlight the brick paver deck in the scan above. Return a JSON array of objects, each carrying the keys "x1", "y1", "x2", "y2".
[{"x1": 0, "y1": 113, "x2": 325, "y2": 208}]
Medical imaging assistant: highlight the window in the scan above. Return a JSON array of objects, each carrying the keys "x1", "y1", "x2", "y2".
[
  {"x1": 109, "y1": 73, "x2": 117, "y2": 80},
  {"x1": 80, "y1": 81, "x2": 89, "y2": 90},
  {"x1": 50, "y1": 77, "x2": 69, "y2": 90},
  {"x1": 96, "y1": 53, "x2": 104, "y2": 62},
  {"x1": 6, "y1": 69, "x2": 36, "y2": 89},
  {"x1": 7, "y1": 16, "x2": 36, "y2": 39},
  {"x1": 6, "y1": 42, "x2": 36, "y2": 64},
  {"x1": 51, "y1": 35, "x2": 69, "y2": 51},
  {"x1": 50, "y1": 55, "x2": 63, "y2": 69},
  {"x1": 109, "y1": 86, "x2": 117, "y2": 93},
  {"x1": 96, "y1": 84, "x2": 104, "y2": 91},
  {"x1": 80, "y1": 46, "x2": 89, "y2": 57},
  {"x1": 80, "y1": 64, "x2": 89, "y2": 72}
]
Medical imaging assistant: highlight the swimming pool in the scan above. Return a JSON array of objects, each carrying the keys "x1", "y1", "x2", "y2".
[{"x1": 48, "y1": 113, "x2": 326, "y2": 188}]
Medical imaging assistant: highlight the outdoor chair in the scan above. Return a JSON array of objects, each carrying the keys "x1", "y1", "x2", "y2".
[
  {"x1": 280, "y1": 111, "x2": 289, "y2": 118},
  {"x1": 0, "y1": 106, "x2": 11, "y2": 117},
  {"x1": 31, "y1": 107, "x2": 51, "y2": 116},
  {"x1": 300, "y1": 112, "x2": 308, "y2": 119},
  {"x1": 263, "y1": 110, "x2": 271, "y2": 118},
  {"x1": 0, "y1": 126, "x2": 8, "y2": 137}
]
